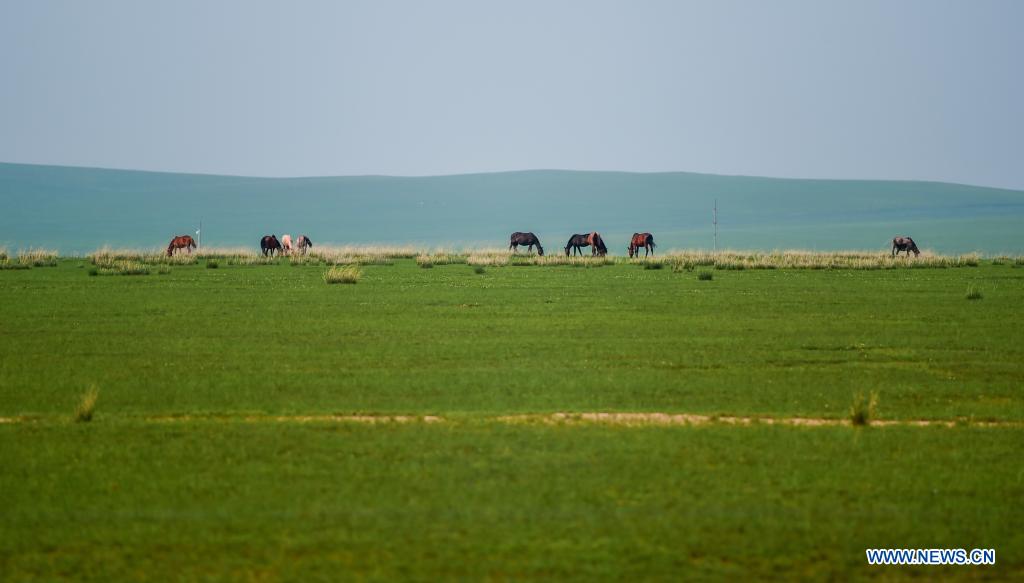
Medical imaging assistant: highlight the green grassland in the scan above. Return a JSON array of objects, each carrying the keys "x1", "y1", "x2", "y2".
[{"x1": 1, "y1": 259, "x2": 1022, "y2": 580}]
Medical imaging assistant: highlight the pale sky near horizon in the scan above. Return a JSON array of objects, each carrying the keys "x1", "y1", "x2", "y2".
[{"x1": 1, "y1": 0, "x2": 1022, "y2": 188}]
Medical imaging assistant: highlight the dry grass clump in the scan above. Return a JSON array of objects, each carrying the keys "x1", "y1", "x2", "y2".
[
  {"x1": 467, "y1": 253, "x2": 511, "y2": 267},
  {"x1": 227, "y1": 255, "x2": 279, "y2": 266},
  {"x1": 0, "y1": 247, "x2": 7, "y2": 261},
  {"x1": 323, "y1": 265, "x2": 362, "y2": 284},
  {"x1": 89, "y1": 260, "x2": 150, "y2": 276},
  {"x1": 17, "y1": 248, "x2": 58, "y2": 267},
  {"x1": 661, "y1": 250, "x2": 981, "y2": 271},
  {"x1": 74, "y1": 386, "x2": 100, "y2": 422},
  {"x1": 0, "y1": 257, "x2": 32, "y2": 270},
  {"x1": 415, "y1": 252, "x2": 468, "y2": 266},
  {"x1": 849, "y1": 391, "x2": 879, "y2": 426}
]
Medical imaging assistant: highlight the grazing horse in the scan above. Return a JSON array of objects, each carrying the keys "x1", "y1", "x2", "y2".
[
  {"x1": 296, "y1": 235, "x2": 313, "y2": 254},
  {"x1": 628, "y1": 233, "x2": 656, "y2": 258},
  {"x1": 565, "y1": 234, "x2": 592, "y2": 256},
  {"x1": 280, "y1": 234, "x2": 293, "y2": 256},
  {"x1": 892, "y1": 236, "x2": 920, "y2": 257},
  {"x1": 166, "y1": 235, "x2": 196, "y2": 256},
  {"x1": 587, "y1": 232, "x2": 608, "y2": 257},
  {"x1": 509, "y1": 232, "x2": 544, "y2": 255},
  {"x1": 261, "y1": 235, "x2": 282, "y2": 257}
]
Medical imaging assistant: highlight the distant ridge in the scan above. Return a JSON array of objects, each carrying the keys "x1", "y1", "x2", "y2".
[{"x1": 2, "y1": 162, "x2": 1022, "y2": 254}]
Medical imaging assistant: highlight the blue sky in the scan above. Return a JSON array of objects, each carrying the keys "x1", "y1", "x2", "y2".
[{"x1": 1, "y1": 0, "x2": 1021, "y2": 188}]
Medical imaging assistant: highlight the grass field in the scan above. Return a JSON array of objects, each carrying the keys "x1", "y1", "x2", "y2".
[{"x1": 1, "y1": 256, "x2": 1022, "y2": 579}]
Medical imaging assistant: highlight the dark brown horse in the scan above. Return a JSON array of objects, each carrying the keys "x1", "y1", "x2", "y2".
[
  {"x1": 892, "y1": 236, "x2": 920, "y2": 257},
  {"x1": 261, "y1": 235, "x2": 282, "y2": 257},
  {"x1": 509, "y1": 232, "x2": 544, "y2": 255},
  {"x1": 565, "y1": 234, "x2": 591, "y2": 256},
  {"x1": 166, "y1": 235, "x2": 196, "y2": 256},
  {"x1": 296, "y1": 235, "x2": 313, "y2": 254},
  {"x1": 628, "y1": 233, "x2": 656, "y2": 258}
]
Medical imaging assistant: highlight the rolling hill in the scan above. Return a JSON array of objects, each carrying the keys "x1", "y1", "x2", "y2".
[{"x1": 2, "y1": 162, "x2": 1022, "y2": 254}]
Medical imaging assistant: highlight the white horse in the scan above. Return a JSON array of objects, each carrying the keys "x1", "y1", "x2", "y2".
[
  {"x1": 296, "y1": 235, "x2": 313, "y2": 255},
  {"x1": 280, "y1": 234, "x2": 293, "y2": 256}
]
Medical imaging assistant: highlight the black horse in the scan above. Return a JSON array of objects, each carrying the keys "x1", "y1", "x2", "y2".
[
  {"x1": 565, "y1": 234, "x2": 591, "y2": 257},
  {"x1": 509, "y1": 232, "x2": 544, "y2": 255},
  {"x1": 261, "y1": 235, "x2": 282, "y2": 257},
  {"x1": 891, "y1": 236, "x2": 920, "y2": 257}
]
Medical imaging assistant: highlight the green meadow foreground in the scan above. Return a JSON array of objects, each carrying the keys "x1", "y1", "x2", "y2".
[{"x1": 1, "y1": 255, "x2": 1022, "y2": 579}]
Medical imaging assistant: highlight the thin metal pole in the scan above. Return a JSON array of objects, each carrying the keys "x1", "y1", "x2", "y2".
[{"x1": 713, "y1": 200, "x2": 718, "y2": 252}]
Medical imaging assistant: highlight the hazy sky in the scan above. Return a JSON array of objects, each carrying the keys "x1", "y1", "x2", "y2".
[{"x1": 1, "y1": 1, "x2": 1021, "y2": 188}]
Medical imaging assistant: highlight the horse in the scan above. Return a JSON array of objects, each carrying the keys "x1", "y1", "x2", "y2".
[
  {"x1": 261, "y1": 235, "x2": 282, "y2": 257},
  {"x1": 565, "y1": 234, "x2": 591, "y2": 256},
  {"x1": 587, "y1": 232, "x2": 608, "y2": 257},
  {"x1": 281, "y1": 234, "x2": 293, "y2": 256},
  {"x1": 509, "y1": 232, "x2": 544, "y2": 255},
  {"x1": 296, "y1": 235, "x2": 313, "y2": 254},
  {"x1": 628, "y1": 233, "x2": 656, "y2": 258},
  {"x1": 892, "y1": 236, "x2": 920, "y2": 257},
  {"x1": 166, "y1": 235, "x2": 196, "y2": 256}
]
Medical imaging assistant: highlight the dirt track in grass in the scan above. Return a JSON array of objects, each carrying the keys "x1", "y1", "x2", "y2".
[{"x1": 2, "y1": 412, "x2": 1020, "y2": 428}]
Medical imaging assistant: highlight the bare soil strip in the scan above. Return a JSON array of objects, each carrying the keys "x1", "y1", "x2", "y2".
[
  {"x1": 0, "y1": 413, "x2": 1018, "y2": 427},
  {"x1": 498, "y1": 412, "x2": 1019, "y2": 428}
]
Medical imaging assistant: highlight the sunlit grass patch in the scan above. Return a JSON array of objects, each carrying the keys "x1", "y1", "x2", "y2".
[{"x1": 323, "y1": 265, "x2": 362, "y2": 284}]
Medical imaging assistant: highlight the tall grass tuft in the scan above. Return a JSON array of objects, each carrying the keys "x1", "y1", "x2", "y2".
[
  {"x1": 697, "y1": 270, "x2": 714, "y2": 281},
  {"x1": 17, "y1": 248, "x2": 58, "y2": 267},
  {"x1": 473, "y1": 265, "x2": 486, "y2": 274},
  {"x1": 323, "y1": 265, "x2": 362, "y2": 284},
  {"x1": 92, "y1": 260, "x2": 150, "y2": 276},
  {"x1": 965, "y1": 286, "x2": 983, "y2": 300},
  {"x1": 0, "y1": 260, "x2": 31, "y2": 271},
  {"x1": 849, "y1": 391, "x2": 878, "y2": 426},
  {"x1": 206, "y1": 259, "x2": 219, "y2": 269},
  {"x1": 74, "y1": 386, "x2": 100, "y2": 422}
]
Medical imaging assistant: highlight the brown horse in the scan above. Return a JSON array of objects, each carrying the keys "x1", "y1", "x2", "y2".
[
  {"x1": 628, "y1": 233, "x2": 656, "y2": 258},
  {"x1": 891, "y1": 236, "x2": 920, "y2": 257},
  {"x1": 261, "y1": 235, "x2": 282, "y2": 257},
  {"x1": 296, "y1": 235, "x2": 313, "y2": 254},
  {"x1": 166, "y1": 235, "x2": 196, "y2": 256},
  {"x1": 587, "y1": 232, "x2": 607, "y2": 256}
]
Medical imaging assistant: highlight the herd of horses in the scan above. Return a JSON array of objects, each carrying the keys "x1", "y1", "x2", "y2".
[
  {"x1": 165, "y1": 234, "x2": 313, "y2": 256},
  {"x1": 509, "y1": 231, "x2": 657, "y2": 257},
  {"x1": 165, "y1": 232, "x2": 922, "y2": 258}
]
